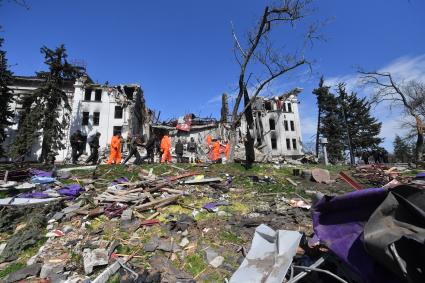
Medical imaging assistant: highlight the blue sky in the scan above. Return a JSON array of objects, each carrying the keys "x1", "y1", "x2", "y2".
[{"x1": 1, "y1": 0, "x2": 425, "y2": 151}]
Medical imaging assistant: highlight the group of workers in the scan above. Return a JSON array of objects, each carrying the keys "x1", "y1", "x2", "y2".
[
  {"x1": 70, "y1": 130, "x2": 230, "y2": 165},
  {"x1": 206, "y1": 134, "x2": 230, "y2": 162},
  {"x1": 70, "y1": 130, "x2": 101, "y2": 165}
]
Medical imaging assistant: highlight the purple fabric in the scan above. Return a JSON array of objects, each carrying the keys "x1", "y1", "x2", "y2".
[
  {"x1": 203, "y1": 201, "x2": 229, "y2": 212},
  {"x1": 29, "y1": 169, "x2": 53, "y2": 177},
  {"x1": 58, "y1": 184, "x2": 84, "y2": 197},
  {"x1": 415, "y1": 172, "x2": 425, "y2": 179},
  {"x1": 312, "y1": 187, "x2": 401, "y2": 283},
  {"x1": 111, "y1": 177, "x2": 129, "y2": 186},
  {"x1": 203, "y1": 203, "x2": 218, "y2": 212},
  {"x1": 19, "y1": 192, "x2": 50, "y2": 199}
]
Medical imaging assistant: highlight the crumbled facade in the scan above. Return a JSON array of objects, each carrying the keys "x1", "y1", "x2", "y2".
[{"x1": 240, "y1": 89, "x2": 304, "y2": 158}]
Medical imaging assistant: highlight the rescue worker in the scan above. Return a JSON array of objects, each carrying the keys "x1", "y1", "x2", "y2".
[
  {"x1": 70, "y1": 130, "x2": 83, "y2": 164},
  {"x1": 175, "y1": 139, "x2": 184, "y2": 163},
  {"x1": 85, "y1": 132, "x2": 101, "y2": 165},
  {"x1": 140, "y1": 134, "x2": 156, "y2": 163},
  {"x1": 225, "y1": 141, "x2": 230, "y2": 160},
  {"x1": 160, "y1": 133, "x2": 172, "y2": 164},
  {"x1": 206, "y1": 134, "x2": 212, "y2": 146},
  {"x1": 108, "y1": 132, "x2": 122, "y2": 164},
  {"x1": 122, "y1": 134, "x2": 143, "y2": 165},
  {"x1": 187, "y1": 137, "x2": 197, "y2": 163},
  {"x1": 212, "y1": 138, "x2": 220, "y2": 162}
]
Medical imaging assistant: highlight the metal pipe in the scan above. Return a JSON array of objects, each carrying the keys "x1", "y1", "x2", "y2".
[
  {"x1": 292, "y1": 266, "x2": 348, "y2": 283},
  {"x1": 286, "y1": 257, "x2": 325, "y2": 283}
]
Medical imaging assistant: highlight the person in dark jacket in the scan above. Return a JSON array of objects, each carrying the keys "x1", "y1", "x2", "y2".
[
  {"x1": 122, "y1": 134, "x2": 143, "y2": 165},
  {"x1": 187, "y1": 137, "x2": 197, "y2": 163},
  {"x1": 70, "y1": 130, "x2": 83, "y2": 164},
  {"x1": 141, "y1": 134, "x2": 156, "y2": 163},
  {"x1": 85, "y1": 132, "x2": 101, "y2": 165},
  {"x1": 175, "y1": 139, "x2": 184, "y2": 163}
]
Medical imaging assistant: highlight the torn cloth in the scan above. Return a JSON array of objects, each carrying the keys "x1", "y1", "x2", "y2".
[
  {"x1": 312, "y1": 187, "x2": 400, "y2": 283},
  {"x1": 29, "y1": 169, "x2": 53, "y2": 177},
  {"x1": 58, "y1": 184, "x2": 84, "y2": 198}
]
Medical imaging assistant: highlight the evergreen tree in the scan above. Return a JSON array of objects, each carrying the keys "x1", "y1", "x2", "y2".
[
  {"x1": 393, "y1": 135, "x2": 412, "y2": 162},
  {"x1": 318, "y1": 81, "x2": 382, "y2": 164},
  {"x1": 12, "y1": 45, "x2": 81, "y2": 163},
  {"x1": 0, "y1": 38, "x2": 15, "y2": 157},
  {"x1": 338, "y1": 84, "x2": 382, "y2": 156},
  {"x1": 320, "y1": 92, "x2": 345, "y2": 163}
]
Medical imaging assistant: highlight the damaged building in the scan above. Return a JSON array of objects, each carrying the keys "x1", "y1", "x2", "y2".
[
  {"x1": 151, "y1": 114, "x2": 227, "y2": 161},
  {"x1": 3, "y1": 74, "x2": 152, "y2": 162},
  {"x1": 3, "y1": 72, "x2": 305, "y2": 163},
  {"x1": 240, "y1": 88, "x2": 304, "y2": 159}
]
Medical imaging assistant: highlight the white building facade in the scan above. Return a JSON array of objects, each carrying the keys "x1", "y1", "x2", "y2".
[
  {"x1": 4, "y1": 75, "x2": 147, "y2": 162},
  {"x1": 240, "y1": 90, "x2": 304, "y2": 158}
]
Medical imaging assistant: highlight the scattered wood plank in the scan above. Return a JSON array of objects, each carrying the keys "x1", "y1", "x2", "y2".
[
  {"x1": 135, "y1": 194, "x2": 180, "y2": 211},
  {"x1": 286, "y1": 177, "x2": 298, "y2": 187}
]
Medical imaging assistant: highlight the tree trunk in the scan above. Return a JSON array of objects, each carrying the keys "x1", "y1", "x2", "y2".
[
  {"x1": 416, "y1": 131, "x2": 424, "y2": 163},
  {"x1": 243, "y1": 87, "x2": 255, "y2": 168},
  {"x1": 221, "y1": 93, "x2": 229, "y2": 123},
  {"x1": 315, "y1": 108, "x2": 321, "y2": 157},
  {"x1": 228, "y1": 127, "x2": 237, "y2": 162}
]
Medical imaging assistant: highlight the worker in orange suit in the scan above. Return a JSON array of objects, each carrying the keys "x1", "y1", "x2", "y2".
[
  {"x1": 212, "y1": 138, "x2": 220, "y2": 161},
  {"x1": 206, "y1": 134, "x2": 212, "y2": 146},
  {"x1": 225, "y1": 141, "x2": 230, "y2": 160},
  {"x1": 108, "y1": 132, "x2": 122, "y2": 164},
  {"x1": 160, "y1": 133, "x2": 172, "y2": 163}
]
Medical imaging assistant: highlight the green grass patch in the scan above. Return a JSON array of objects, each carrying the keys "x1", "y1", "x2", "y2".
[
  {"x1": 185, "y1": 252, "x2": 207, "y2": 276},
  {"x1": 218, "y1": 231, "x2": 243, "y2": 245},
  {"x1": 19, "y1": 237, "x2": 48, "y2": 260},
  {"x1": 0, "y1": 262, "x2": 25, "y2": 278},
  {"x1": 116, "y1": 244, "x2": 131, "y2": 254},
  {"x1": 106, "y1": 273, "x2": 120, "y2": 283}
]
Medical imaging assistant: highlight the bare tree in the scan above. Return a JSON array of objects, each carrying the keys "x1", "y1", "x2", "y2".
[
  {"x1": 359, "y1": 71, "x2": 425, "y2": 162},
  {"x1": 228, "y1": 0, "x2": 317, "y2": 163}
]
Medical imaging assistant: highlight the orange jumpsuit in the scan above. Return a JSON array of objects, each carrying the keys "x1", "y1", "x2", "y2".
[
  {"x1": 206, "y1": 135, "x2": 212, "y2": 146},
  {"x1": 160, "y1": 135, "x2": 172, "y2": 163},
  {"x1": 108, "y1": 135, "x2": 122, "y2": 164},
  {"x1": 212, "y1": 141, "x2": 220, "y2": 161},
  {"x1": 225, "y1": 143, "x2": 230, "y2": 159}
]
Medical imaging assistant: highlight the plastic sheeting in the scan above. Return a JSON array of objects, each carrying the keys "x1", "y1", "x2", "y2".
[
  {"x1": 312, "y1": 187, "x2": 403, "y2": 283},
  {"x1": 229, "y1": 224, "x2": 301, "y2": 283},
  {"x1": 364, "y1": 185, "x2": 425, "y2": 283},
  {"x1": 31, "y1": 176, "x2": 56, "y2": 184}
]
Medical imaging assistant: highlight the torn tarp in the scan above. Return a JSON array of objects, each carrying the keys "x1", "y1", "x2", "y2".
[
  {"x1": 312, "y1": 187, "x2": 401, "y2": 283},
  {"x1": 364, "y1": 185, "x2": 425, "y2": 283},
  {"x1": 229, "y1": 224, "x2": 301, "y2": 283}
]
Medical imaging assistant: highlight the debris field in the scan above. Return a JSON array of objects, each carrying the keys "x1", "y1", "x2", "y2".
[{"x1": 0, "y1": 162, "x2": 424, "y2": 283}]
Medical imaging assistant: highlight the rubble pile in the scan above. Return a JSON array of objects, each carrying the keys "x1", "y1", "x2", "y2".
[
  {"x1": 353, "y1": 164, "x2": 412, "y2": 187},
  {"x1": 0, "y1": 164, "x2": 424, "y2": 283}
]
